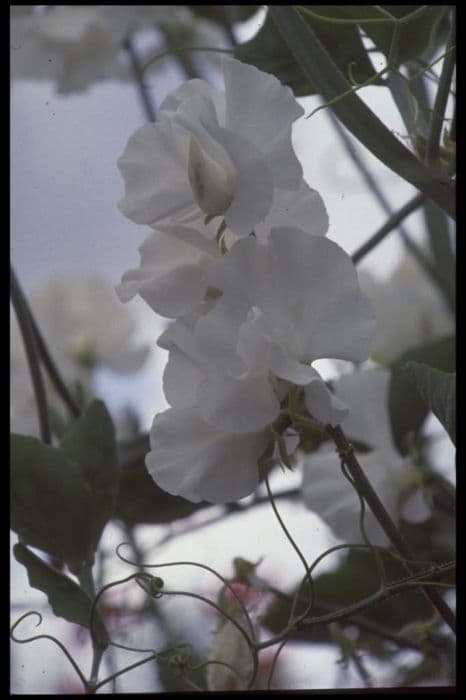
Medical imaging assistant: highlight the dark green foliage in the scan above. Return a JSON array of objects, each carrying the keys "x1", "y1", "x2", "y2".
[{"x1": 13, "y1": 543, "x2": 109, "y2": 649}]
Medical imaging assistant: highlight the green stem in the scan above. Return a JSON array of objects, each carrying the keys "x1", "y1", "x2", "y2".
[
  {"x1": 326, "y1": 425, "x2": 456, "y2": 634},
  {"x1": 269, "y1": 6, "x2": 455, "y2": 220},
  {"x1": 26, "y1": 304, "x2": 81, "y2": 419},
  {"x1": 10, "y1": 266, "x2": 51, "y2": 444},
  {"x1": 124, "y1": 37, "x2": 156, "y2": 122},
  {"x1": 328, "y1": 111, "x2": 452, "y2": 309},
  {"x1": 425, "y1": 11, "x2": 456, "y2": 166},
  {"x1": 449, "y1": 103, "x2": 456, "y2": 142},
  {"x1": 78, "y1": 566, "x2": 104, "y2": 690},
  {"x1": 11, "y1": 265, "x2": 80, "y2": 420},
  {"x1": 351, "y1": 193, "x2": 425, "y2": 264}
]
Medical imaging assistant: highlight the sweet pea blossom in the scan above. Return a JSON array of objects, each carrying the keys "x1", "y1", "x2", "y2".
[
  {"x1": 116, "y1": 180, "x2": 328, "y2": 319},
  {"x1": 359, "y1": 256, "x2": 454, "y2": 363},
  {"x1": 301, "y1": 367, "x2": 431, "y2": 546},
  {"x1": 194, "y1": 227, "x2": 375, "y2": 430},
  {"x1": 144, "y1": 226, "x2": 375, "y2": 503},
  {"x1": 118, "y1": 58, "x2": 305, "y2": 237}
]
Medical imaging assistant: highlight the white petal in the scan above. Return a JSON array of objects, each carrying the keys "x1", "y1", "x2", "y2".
[
  {"x1": 206, "y1": 228, "x2": 376, "y2": 364},
  {"x1": 334, "y1": 368, "x2": 396, "y2": 453},
  {"x1": 197, "y1": 370, "x2": 280, "y2": 433},
  {"x1": 117, "y1": 121, "x2": 193, "y2": 226},
  {"x1": 266, "y1": 343, "x2": 322, "y2": 385},
  {"x1": 304, "y1": 380, "x2": 349, "y2": 426},
  {"x1": 116, "y1": 228, "x2": 217, "y2": 318},
  {"x1": 163, "y1": 348, "x2": 204, "y2": 409},
  {"x1": 211, "y1": 126, "x2": 275, "y2": 237},
  {"x1": 194, "y1": 297, "x2": 249, "y2": 372},
  {"x1": 255, "y1": 180, "x2": 329, "y2": 241},
  {"x1": 265, "y1": 229, "x2": 376, "y2": 362},
  {"x1": 146, "y1": 407, "x2": 270, "y2": 503},
  {"x1": 222, "y1": 58, "x2": 304, "y2": 189}
]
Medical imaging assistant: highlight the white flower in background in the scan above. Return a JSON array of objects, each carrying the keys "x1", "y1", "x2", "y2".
[
  {"x1": 28, "y1": 274, "x2": 149, "y2": 373},
  {"x1": 301, "y1": 367, "x2": 431, "y2": 546},
  {"x1": 118, "y1": 58, "x2": 304, "y2": 236},
  {"x1": 10, "y1": 5, "x2": 230, "y2": 95},
  {"x1": 11, "y1": 6, "x2": 127, "y2": 94},
  {"x1": 117, "y1": 180, "x2": 328, "y2": 319},
  {"x1": 359, "y1": 256, "x2": 454, "y2": 364},
  {"x1": 10, "y1": 274, "x2": 148, "y2": 437}
]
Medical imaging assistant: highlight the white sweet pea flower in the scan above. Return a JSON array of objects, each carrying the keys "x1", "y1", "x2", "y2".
[
  {"x1": 359, "y1": 256, "x2": 454, "y2": 363},
  {"x1": 145, "y1": 407, "x2": 270, "y2": 503},
  {"x1": 116, "y1": 179, "x2": 328, "y2": 319},
  {"x1": 194, "y1": 227, "x2": 375, "y2": 430},
  {"x1": 118, "y1": 58, "x2": 304, "y2": 236},
  {"x1": 301, "y1": 367, "x2": 432, "y2": 546}
]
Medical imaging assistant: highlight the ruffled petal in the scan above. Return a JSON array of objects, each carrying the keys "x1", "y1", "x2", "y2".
[
  {"x1": 255, "y1": 180, "x2": 329, "y2": 241},
  {"x1": 146, "y1": 407, "x2": 270, "y2": 503},
  {"x1": 197, "y1": 370, "x2": 280, "y2": 433},
  {"x1": 222, "y1": 58, "x2": 304, "y2": 189},
  {"x1": 304, "y1": 380, "x2": 349, "y2": 426},
  {"x1": 334, "y1": 367, "x2": 396, "y2": 453},
  {"x1": 163, "y1": 348, "x2": 204, "y2": 409},
  {"x1": 117, "y1": 120, "x2": 193, "y2": 226},
  {"x1": 116, "y1": 227, "x2": 218, "y2": 318},
  {"x1": 206, "y1": 228, "x2": 376, "y2": 364},
  {"x1": 210, "y1": 126, "x2": 275, "y2": 237}
]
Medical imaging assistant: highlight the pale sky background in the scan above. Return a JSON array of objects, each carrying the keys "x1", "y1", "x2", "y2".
[{"x1": 10, "y1": 7, "x2": 455, "y2": 693}]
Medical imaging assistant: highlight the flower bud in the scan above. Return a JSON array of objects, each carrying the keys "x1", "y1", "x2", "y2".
[
  {"x1": 187, "y1": 135, "x2": 235, "y2": 217},
  {"x1": 206, "y1": 617, "x2": 254, "y2": 691}
]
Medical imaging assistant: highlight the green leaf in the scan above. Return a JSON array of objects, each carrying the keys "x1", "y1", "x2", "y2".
[
  {"x1": 422, "y1": 200, "x2": 456, "y2": 313},
  {"x1": 389, "y1": 335, "x2": 455, "y2": 454},
  {"x1": 11, "y1": 434, "x2": 94, "y2": 572},
  {"x1": 11, "y1": 401, "x2": 119, "y2": 572},
  {"x1": 361, "y1": 6, "x2": 451, "y2": 67},
  {"x1": 236, "y1": 8, "x2": 379, "y2": 98},
  {"x1": 60, "y1": 400, "x2": 119, "y2": 554},
  {"x1": 13, "y1": 543, "x2": 109, "y2": 649},
  {"x1": 268, "y1": 6, "x2": 455, "y2": 220},
  {"x1": 404, "y1": 363, "x2": 456, "y2": 445}
]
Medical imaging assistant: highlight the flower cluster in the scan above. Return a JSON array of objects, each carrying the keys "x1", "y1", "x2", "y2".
[{"x1": 117, "y1": 58, "x2": 376, "y2": 504}]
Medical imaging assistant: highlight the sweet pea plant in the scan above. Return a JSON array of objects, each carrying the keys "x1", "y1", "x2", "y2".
[{"x1": 11, "y1": 5, "x2": 456, "y2": 693}]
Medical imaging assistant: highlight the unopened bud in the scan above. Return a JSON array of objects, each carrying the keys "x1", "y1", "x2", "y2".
[{"x1": 188, "y1": 136, "x2": 235, "y2": 217}]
